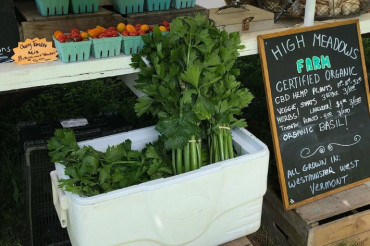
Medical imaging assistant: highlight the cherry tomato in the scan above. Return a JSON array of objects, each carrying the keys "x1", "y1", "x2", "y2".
[
  {"x1": 98, "y1": 33, "x2": 108, "y2": 38},
  {"x1": 135, "y1": 24, "x2": 142, "y2": 31},
  {"x1": 159, "y1": 26, "x2": 167, "y2": 32},
  {"x1": 70, "y1": 28, "x2": 80, "y2": 35},
  {"x1": 57, "y1": 34, "x2": 66, "y2": 43},
  {"x1": 66, "y1": 37, "x2": 74, "y2": 42},
  {"x1": 53, "y1": 30, "x2": 63, "y2": 39},
  {"x1": 138, "y1": 30, "x2": 146, "y2": 35},
  {"x1": 105, "y1": 30, "x2": 114, "y2": 37},
  {"x1": 80, "y1": 32, "x2": 89, "y2": 39}
]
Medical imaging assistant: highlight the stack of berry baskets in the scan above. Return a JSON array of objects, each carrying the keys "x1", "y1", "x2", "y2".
[
  {"x1": 113, "y1": 0, "x2": 145, "y2": 14},
  {"x1": 172, "y1": 0, "x2": 196, "y2": 9},
  {"x1": 70, "y1": 0, "x2": 99, "y2": 13},
  {"x1": 35, "y1": 0, "x2": 69, "y2": 16},
  {"x1": 53, "y1": 29, "x2": 92, "y2": 63},
  {"x1": 146, "y1": 0, "x2": 171, "y2": 11}
]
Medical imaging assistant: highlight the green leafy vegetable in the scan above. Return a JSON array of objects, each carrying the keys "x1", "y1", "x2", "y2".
[
  {"x1": 48, "y1": 129, "x2": 172, "y2": 197},
  {"x1": 132, "y1": 14, "x2": 253, "y2": 167}
]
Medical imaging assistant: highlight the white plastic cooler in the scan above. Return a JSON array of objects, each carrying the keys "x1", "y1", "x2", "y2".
[{"x1": 51, "y1": 126, "x2": 269, "y2": 246}]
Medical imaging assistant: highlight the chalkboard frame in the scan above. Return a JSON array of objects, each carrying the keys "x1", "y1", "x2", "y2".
[
  {"x1": 0, "y1": 0, "x2": 20, "y2": 63},
  {"x1": 258, "y1": 19, "x2": 370, "y2": 210}
]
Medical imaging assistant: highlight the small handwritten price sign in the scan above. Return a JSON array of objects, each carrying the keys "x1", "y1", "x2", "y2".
[
  {"x1": 12, "y1": 38, "x2": 58, "y2": 65},
  {"x1": 258, "y1": 20, "x2": 370, "y2": 210}
]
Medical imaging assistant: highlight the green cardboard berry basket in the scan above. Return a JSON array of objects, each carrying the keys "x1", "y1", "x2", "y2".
[
  {"x1": 91, "y1": 35, "x2": 123, "y2": 58},
  {"x1": 53, "y1": 36, "x2": 92, "y2": 63},
  {"x1": 172, "y1": 0, "x2": 195, "y2": 9},
  {"x1": 70, "y1": 0, "x2": 99, "y2": 13},
  {"x1": 113, "y1": 0, "x2": 144, "y2": 14},
  {"x1": 121, "y1": 35, "x2": 145, "y2": 55},
  {"x1": 35, "y1": 0, "x2": 69, "y2": 16},
  {"x1": 146, "y1": 0, "x2": 171, "y2": 11}
]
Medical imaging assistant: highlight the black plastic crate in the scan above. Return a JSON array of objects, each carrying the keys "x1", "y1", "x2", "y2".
[{"x1": 18, "y1": 112, "x2": 132, "y2": 246}]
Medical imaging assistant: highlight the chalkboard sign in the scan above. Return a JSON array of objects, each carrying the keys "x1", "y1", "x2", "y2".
[
  {"x1": 258, "y1": 20, "x2": 370, "y2": 210},
  {"x1": 0, "y1": 0, "x2": 20, "y2": 63}
]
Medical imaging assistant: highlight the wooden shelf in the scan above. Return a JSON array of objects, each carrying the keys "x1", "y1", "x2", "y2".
[
  {"x1": 0, "y1": 55, "x2": 135, "y2": 93},
  {"x1": 1, "y1": 13, "x2": 370, "y2": 94}
]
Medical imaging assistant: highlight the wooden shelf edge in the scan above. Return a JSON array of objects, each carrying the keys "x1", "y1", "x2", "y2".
[{"x1": 0, "y1": 55, "x2": 136, "y2": 93}]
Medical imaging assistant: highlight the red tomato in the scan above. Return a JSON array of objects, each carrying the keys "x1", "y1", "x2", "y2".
[
  {"x1": 105, "y1": 30, "x2": 114, "y2": 37},
  {"x1": 98, "y1": 33, "x2": 108, "y2": 38},
  {"x1": 111, "y1": 31, "x2": 119, "y2": 37},
  {"x1": 108, "y1": 26, "x2": 116, "y2": 31},
  {"x1": 134, "y1": 24, "x2": 141, "y2": 31},
  {"x1": 138, "y1": 30, "x2": 146, "y2": 35},
  {"x1": 149, "y1": 25, "x2": 154, "y2": 31},
  {"x1": 121, "y1": 31, "x2": 129, "y2": 36},
  {"x1": 129, "y1": 31, "x2": 138, "y2": 36},
  {"x1": 70, "y1": 28, "x2": 80, "y2": 35},
  {"x1": 162, "y1": 21, "x2": 169, "y2": 27},
  {"x1": 66, "y1": 37, "x2": 74, "y2": 42},
  {"x1": 57, "y1": 34, "x2": 66, "y2": 43}
]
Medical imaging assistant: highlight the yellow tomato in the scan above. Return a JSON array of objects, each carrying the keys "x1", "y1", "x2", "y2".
[
  {"x1": 96, "y1": 25, "x2": 106, "y2": 32},
  {"x1": 88, "y1": 28, "x2": 102, "y2": 38},
  {"x1": 80, "y1": 32, "x2": 89, "y2": 39},
  {"x1": 125, "y1": 24, "x2": 136, "y2": 32},
  {"x1": 140, "y1": 24, "x2": 149, "y2": 32},
  {"x1": 53, "y1": 30, "x2": 63, "y2": 39},
  {"x1": 117, "y1": 23, "x2": 126, "y2": 32},
  {"x1": 159, "y1": 26, "x2": 167, "y2": 32}
]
